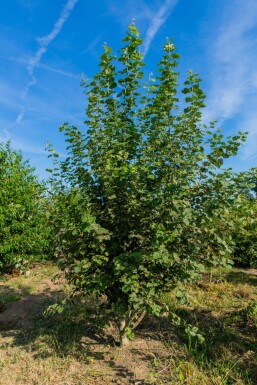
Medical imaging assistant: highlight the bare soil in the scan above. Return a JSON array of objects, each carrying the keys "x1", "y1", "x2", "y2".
[
  {"x1": 0, "y1": 269, "x2": 171, "y2": 384},
  {"x1": 0, "y1": 266, "x2": 256, "y2": 384},
  {"x1": 0, "y1": 279, "x2": 57, "y2": 328}
]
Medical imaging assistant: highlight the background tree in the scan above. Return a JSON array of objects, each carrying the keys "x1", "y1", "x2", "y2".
[
  {"x1": 229, "y1": 194, "x2": 257, "y2": 268},
  {"x1": 49, "y1": 24, "x2": 256, "y2": 346},
  {"x1": 0, "y1": 142, "x2": 50, "y2": 272}
]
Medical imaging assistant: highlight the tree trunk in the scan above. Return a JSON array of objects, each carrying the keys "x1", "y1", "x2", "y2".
[
  {"x1": 119, "y1": 318, "x2": 129, "y2": 347},
  {"x1": 120, "y1": 332, "x2": 130, "y2": 347},
  {"x1": 131, "y1": 311, "x2": 146, "y2": 330},
  {"x1": 118, "y1": 311, "x2": 146, "y2": 347}
]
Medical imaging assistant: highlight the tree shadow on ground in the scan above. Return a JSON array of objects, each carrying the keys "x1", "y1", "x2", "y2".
[
  {"x1": 1, "y1": 279, "x2": 257, "y2": 384},
  {"x1": 0, "y1": 291, "x2": 155, "y2": 384},
  {"x1": 171, "y1": 306, "x2": 257, "y2": 384},
  {"x1": 0, "y1": 284, "x2": 32, "y2": 312},
  {"x1": 1, "y1": 293, "x2": 106, "y2": 347},
  {"x1": 224, "y1": 269, "x2": 257, "y2": 287}
]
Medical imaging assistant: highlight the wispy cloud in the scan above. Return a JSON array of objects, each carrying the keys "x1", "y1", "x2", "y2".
[
  {"x1": 1, "y1": 54, "x2": 81, "y2": 80},
  {"x1": 16, "y1": 0, "x2": 78, "y2": 124},
  {"x1": 81, "y1": 35, "x2": 102, "y2": 57},
  {"x1": 0, "y1": 81, "x2": 21, "y2": 110},
  {"x1": 0, "y1": 117, "x2": 49, "y2": 155},
  {"x1": 203, "y1": 0, "x2": 257, "y2": 162},
  {"x1": 143, "y1": 0, "x2": 179, "y2": 55},
  {"x1": 38, "y1": 63, "x2": 81, "y2": 80},
  {"x1": 106, "y1": 0, "x2": 152, "y2": 26},
  {"x1": 107, "y1": 0, "x2": 179, "y2": 55},
  {"x1": 19, "y1": 0, "x2": 40, "y2": 12}
]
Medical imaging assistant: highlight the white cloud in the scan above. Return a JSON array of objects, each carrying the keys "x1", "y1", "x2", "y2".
[
  {"x1": 0, "y1": 118, "x2": 48, "y2": 155},
  {"x1": 19, "y1": 0, "x2": 40, "y2": 12},
  {"x1": 81, "y1": 35, "x2": 102, "y2": 56},
  {"x1": 9, "y1": 138, "x2": 47, "y2": 156},
  {"x1": 2, "y1": 55, "x2": 80, "y2": 80},
  {"x1": 107, "y1": 0, "x2": 179, "y2": 55},
  {"x1": 203, "y1": 1, "x2": 257, "y2": 119},
  {"x1": 16, "y1": 0, "x2": 78, "y2": 124},
  {"x1": 143, "y1": 0, "x2": 179, "y2": 55},
  {"x1": 240, "y1": 118, "x2": 257, "y2": 161},
  {"x1": 38, "y1": 63, "x2": 81, "y2": 80},
  {"x1": 106, "y1": 0, "x2": 152, "y2": 26},
  {"x1": 202, "y1": 0, "x2": 257, "y2": 163},
  {"x1": 0, "y1": 81, "x2": 21, "y2": 110}
]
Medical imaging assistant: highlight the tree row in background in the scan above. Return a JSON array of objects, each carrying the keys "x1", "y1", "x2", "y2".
[{"x1": 0, "y1": 142, "x2": 51, "y2": 272}]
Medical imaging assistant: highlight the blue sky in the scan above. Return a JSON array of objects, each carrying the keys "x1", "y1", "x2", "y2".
[{"x1": 1, "y1": 0, "x2": 257, "y2": 179}]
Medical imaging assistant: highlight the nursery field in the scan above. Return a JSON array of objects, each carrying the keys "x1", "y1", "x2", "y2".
[
  {"x1": 1, "y1": 21, "x2": 257, "y2": 385},
  {"x1": 0, "y1": 264, "x2": 256, "y2": 385}
]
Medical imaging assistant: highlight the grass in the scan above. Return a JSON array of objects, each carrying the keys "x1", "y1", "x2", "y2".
[
  {"x1": 0, "y1": 265, "x2": 256, "y2": 384},
  {"x1": 159, "y1": 269, "x2": 257, "y2": 385}
]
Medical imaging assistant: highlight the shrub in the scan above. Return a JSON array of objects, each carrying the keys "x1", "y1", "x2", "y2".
[{"x1": 49, "y1": 24, "x2": 256, "y2": 345}]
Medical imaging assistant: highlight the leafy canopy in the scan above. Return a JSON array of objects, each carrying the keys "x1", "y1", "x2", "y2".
[
  {"x1": 0, "y1": 142, "x2": 50, "y2": 271},
  {"x1": 49, "y1": 24, "x2": 256, "y2": 344}
]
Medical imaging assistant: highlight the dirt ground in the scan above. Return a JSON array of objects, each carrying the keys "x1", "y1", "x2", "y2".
[
  {"x1": 0, "y1": 266, "x2": 257, "y2": 385},
  {"x1": 0, "y1": 269, "x2": 171, "y2": 384},
  {"x1": 0, "y1": 278, "x2": 56, "y2": 327}
]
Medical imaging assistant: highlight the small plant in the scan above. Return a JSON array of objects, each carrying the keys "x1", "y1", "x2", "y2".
[
  {"x1": 185, "y1": 324, "x2": 205, "y2": 350},
  {"x1": 244, "y1": 302, "x2": 257, "y2": 327}
]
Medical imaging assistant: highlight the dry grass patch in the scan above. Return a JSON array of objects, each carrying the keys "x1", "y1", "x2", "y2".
[{"x1": 0, "y1": 265, "x2": 256, "y2": 384}]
